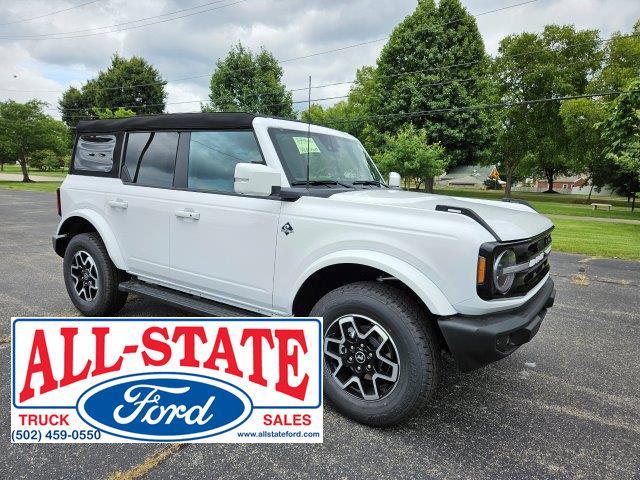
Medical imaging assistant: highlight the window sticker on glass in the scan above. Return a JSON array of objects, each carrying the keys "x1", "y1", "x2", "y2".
[{"x1": 292, "y1": 136, "x2": 321, "y2": 154}]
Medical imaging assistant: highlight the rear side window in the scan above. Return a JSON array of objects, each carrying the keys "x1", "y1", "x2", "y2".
[
  {"x1": 73, "y1": 134, "x2": 117, "y2": 172},
  {"x1": 187, "y1": 130, "x2": 263, "y2": 192},
  {"x1": 123, "y1": 132, "x2": 179, "y2": 188}
]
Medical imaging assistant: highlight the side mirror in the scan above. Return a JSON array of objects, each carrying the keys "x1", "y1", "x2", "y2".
[
  {"x1": 234, "y1": 163, "x2": 281, "y2": 196},
  {"x1": 388, "y1": 172, "x2": 401, "y2": 188}
]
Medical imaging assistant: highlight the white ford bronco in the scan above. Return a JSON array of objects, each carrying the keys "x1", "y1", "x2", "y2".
[{"x1": 54, "y1": 112, "x2": 555, "y2": 425}]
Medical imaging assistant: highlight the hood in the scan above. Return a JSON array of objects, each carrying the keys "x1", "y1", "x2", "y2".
[{"x1": 330, "y1": 189, "x2": 553, "y2": 242}]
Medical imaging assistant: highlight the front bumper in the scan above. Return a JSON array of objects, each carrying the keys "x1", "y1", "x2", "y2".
[{"x1": 437, "y1": 277, "x2": 555, "y2": 372}]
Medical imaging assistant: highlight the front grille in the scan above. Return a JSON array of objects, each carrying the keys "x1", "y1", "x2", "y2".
[{"x1": 477, "y1": 229, "x2": 553, "y2": 300}]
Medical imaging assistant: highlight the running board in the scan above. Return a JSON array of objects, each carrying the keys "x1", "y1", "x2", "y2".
[{"x1": 118, "y1": 280, "x2": 261, "y2": 317}]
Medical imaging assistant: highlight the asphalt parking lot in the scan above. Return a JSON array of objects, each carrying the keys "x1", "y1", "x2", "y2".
[{"x1": 1, "y1": 188, "x2": 639, "y2": 480}]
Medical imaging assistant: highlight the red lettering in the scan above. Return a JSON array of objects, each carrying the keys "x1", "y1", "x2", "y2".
[
  {"x1": 19, "y1": 329, "x2": 57, "y2": 402},
  {"x1": 60, "y1": 327, "x2": 91, "y2": 388},
  {"x1": 142, "y1": 327, "x2": 171, "y2": 366},
  {"x1": 19, "y1": 414, "x2": 70, "y2": 426},
  {"x1": 203, "y1": 327, "x2": 242, "y2": 377},
  {"x1": 240, "y1": 329, "x2": 274, "y2": 386},
  {"x1": 275, "y1": 329, "x2": 309, "y2": 401},
  {"x1": 172, "y1": 327, "x2": 207, "y2": 367},
  {"x1": 263, "y1": 413, "x2": 311, "y2": 426},
  {"x1": 92, "y1": 327, "x2": 123, "y2": 376}
]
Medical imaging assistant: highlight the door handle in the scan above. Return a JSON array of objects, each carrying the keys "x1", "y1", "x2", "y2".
[
  {"x1": 107, "y1": 199, "x2": 128, "y2": 209},
  {"x1": 175, "y1": 209, "x2": 200, "y2": 220}
]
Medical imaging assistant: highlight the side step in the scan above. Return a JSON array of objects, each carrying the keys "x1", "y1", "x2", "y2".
[{"x1": 118, "y1": 280, "x2": 262, "y2": 317}]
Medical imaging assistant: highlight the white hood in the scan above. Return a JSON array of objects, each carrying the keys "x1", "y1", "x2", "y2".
[{"x1": 330, "y1": 189, "x2": 553, "y2": 242}]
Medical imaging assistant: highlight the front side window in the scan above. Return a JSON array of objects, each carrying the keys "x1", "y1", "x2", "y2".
[
  {"x1": 268, "y1": 128, "x2": 383, "y2": 185},
  {"x1": 73, "y1": 134, "x2": 116, "y2": 172},
  {"x1": 187, "y1": 130, "x2": 263, "y2": 193},
  {"x1": 123, "y1": 132, "x2": 179, "y2": 188}
]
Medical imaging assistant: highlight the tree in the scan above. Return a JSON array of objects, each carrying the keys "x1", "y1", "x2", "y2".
[
  {"x1": 559, "y1": 98, "x2": 609, "y2": 200},
  {"x1": 374, "y1": 124, "x2": 448, "y2": 192},
  {"x1": 204, "y1": 43, "x2": 293, "y2": 118},
  {"x1": 370, "y1": 0, "x2": 494, "y2": 168},
  {"x1": 491, "y1": 108, "x2": 534, "y2": 198},
  {"x1": 301, "y1": 66, "x2": 384, "y2": 155},
  {"x1": 59, "y1": 54, "x2": 166, "y2": 128},
  {"x1": 29, "y1": 149, "x2": 65, "y2": 171},
  {"x1": 0, "y1": 100, "x2": 68, "y2": 182},
  {"x1": 494, "y1": 25, "x2": 602, "y2": 192},
  {"x1": 588, "y1": 20, "x2": 640, "y2": 93},
  {"x1": 92, "y1": 107, "x2": 136, "y2": 119},
  {"x1": 600, "y1": 81, "x2": 640, "y2": 211}
]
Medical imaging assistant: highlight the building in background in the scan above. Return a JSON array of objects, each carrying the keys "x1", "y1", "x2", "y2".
[{"x1": 437, "y1": 165, "x2": 501, "y2": 188}]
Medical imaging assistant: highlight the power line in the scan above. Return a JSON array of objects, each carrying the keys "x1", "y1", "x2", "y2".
[
  {"x1": 0, "y1": 0, "x2": 101, "y2": 26},
  {"x1": 63, "y1": 89, "x2": 637, "y2": 123},
  {"x1": 1, "y1": 0, "x2": 544, "y2": 98},
  {"x1": 10, "y1": 26, "x2": 634, "y2": 106},
  {"x1": 326, "y1": 90, "x2": 639, "y2": 126},
  {"x1": 0, "y1": 0, "x2": 250, "y2": 40},
  {"x1": 54, "y1": 46, "x2": 634, "y2": 113},
  {"x1": 50, "y1": 93, "x2": 352, "y2": 113},
  {"x1": 0, "y1": 0, "x2": 233, "y2": 38},
  {"x1": 0, "y1": 0, "x2": 536, "y2": 45}
]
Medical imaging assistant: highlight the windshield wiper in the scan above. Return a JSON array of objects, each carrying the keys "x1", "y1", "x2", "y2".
[
  {"x1": 291, "y1": 180, "x2": 354, "y2": 188},
  {"x1": 351, "y1": 180, "x2": 388, "y2": 188}
]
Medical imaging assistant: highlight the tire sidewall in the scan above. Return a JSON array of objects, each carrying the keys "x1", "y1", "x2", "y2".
[
  {"x1": 315, "y1": 287, "x2": 432, "y2": 425},
  {"x1": 63, "y1": 235, "x2": 110, "y2": 315}
]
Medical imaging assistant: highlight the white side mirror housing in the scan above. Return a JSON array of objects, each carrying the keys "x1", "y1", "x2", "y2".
[
  {"x1": 234, "y1": 163, "x2": 281, "y2": 196},
  {"x1": 388, "y1": 172, "x2": 401, "y2": 188}
]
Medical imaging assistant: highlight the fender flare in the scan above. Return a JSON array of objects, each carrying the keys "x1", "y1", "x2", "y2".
[
  {"x1": 289, "y1": 249, "x2": 457, "y2": 317},
  {"x1": 56, "y1": 209, "x2": 127, "y2": 270}
]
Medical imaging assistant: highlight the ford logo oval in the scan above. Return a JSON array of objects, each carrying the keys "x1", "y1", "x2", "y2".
[{"x1": 76, "y1": 373, "x2": 253, "y2": 441}]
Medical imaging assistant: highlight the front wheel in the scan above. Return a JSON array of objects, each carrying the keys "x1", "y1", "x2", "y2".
[
  {"x1": 312, "y1": 281, "x2": 441, "y2": 426},
  {"x1": 63, "y1": 232, "x2": 128, "y2": 316}
]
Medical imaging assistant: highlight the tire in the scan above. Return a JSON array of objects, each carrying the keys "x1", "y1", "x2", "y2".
[
  {"x1": 63, "y1": 232, "x2": 128, "y2": 316},
  {"x1": 312, "y1": 281, "x2": 441, "y2": 426}
]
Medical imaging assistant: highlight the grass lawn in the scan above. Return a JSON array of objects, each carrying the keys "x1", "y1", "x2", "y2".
[
  {"x1": 0, "y1": 180, "x2": 62, "y2": 192},
  {"x1": 0, "y1": 164, "x2": 68, "y2": 178},
  {"x1": 434, "y1": 187, "x2": 640, "y2": 221},
  {"x1": 435, "y1": 186, "x2": 636, "y2": 208},
  {"x1": 551, "y1": 218, "x2": 640, "y2": 260}
]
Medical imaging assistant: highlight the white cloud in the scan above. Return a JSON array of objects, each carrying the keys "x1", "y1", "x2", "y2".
[{"x1": 0, "y1": 0, "x2": 638, "y2": 119}]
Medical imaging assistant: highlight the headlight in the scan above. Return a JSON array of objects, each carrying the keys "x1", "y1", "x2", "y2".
[{"x1": 493, "y1": 249, "x2": 516, "y2": 294}]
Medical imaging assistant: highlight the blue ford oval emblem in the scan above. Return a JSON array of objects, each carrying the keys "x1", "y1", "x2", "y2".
[{"x1": 76, "y1": 373, "x2": 253, "y2": 441}]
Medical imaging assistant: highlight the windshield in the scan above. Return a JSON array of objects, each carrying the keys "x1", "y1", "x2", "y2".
[{"x1": 268, "y1": 128, "x2": 384, "y2": 186}]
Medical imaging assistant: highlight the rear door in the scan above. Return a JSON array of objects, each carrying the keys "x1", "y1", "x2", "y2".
[
  {"x1": 106, "y1": 131, "x2": 179, "y2": 284},
  {"x1": 168, "y1": 130, "x2": 281, "y2": 313}
]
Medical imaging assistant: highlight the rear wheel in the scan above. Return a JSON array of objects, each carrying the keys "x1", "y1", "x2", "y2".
[
  {"x1": 312, "y1": 281, "x2": 441, "y2": 426},
  {"x1": 63, "y1": 233, "x2": 128, "y2": 316}
]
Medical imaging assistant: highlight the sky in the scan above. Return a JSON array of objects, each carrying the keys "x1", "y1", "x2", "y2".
[{"x1": 0, "y1": 0, "x2": 638, "y2": 119}]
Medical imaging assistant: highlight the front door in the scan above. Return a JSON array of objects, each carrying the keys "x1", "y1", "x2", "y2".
[{"x1": 169, "y1": 130, "x2": 281, "y2": 313}]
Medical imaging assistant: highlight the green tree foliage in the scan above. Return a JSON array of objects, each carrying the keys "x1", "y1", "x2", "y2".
[
  {"x1": 559, "y1": 98, "x2": 609, "y2": 199},
  {"x1": 92, "y1": 107, "x2": 136, "y2": 119},
  {"x1": 29, "y1": 149, "x2": 65, "y2": 171},
  {"x1": 588, "y1": 20, "x2": 640, "y2": 93},
  {"x1": 369, "y1": 0, "x2": 493, "y2": 168},
  {"x1": 59, "y1": 54, "x2": 166, "y2": 128},
  {"x1": 494, "y1": 25, "x2": 602, "y2": 192},
  {"x1": 491, "y1": 107, "x2": 535, "y2": 197},
  {"x1": 301, "y1": 66, "x2": 384, "y2": 154},
  {"x1": 205, "y1": 43, "x2": 293, "y2": 118},
  {"x1": 600, "y1": 81, "x2": 640, "y2": 210},
  {"x1": 0, "y1": 100, "x2": 68, "y2": 182},
  {"x1": 374, "y1": 124, "x2": 448, "y2": 192}
]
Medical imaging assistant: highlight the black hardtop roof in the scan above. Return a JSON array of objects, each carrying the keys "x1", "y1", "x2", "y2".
[{"x1": 75, "y1": 112, "x2": 259, "y2": 133}]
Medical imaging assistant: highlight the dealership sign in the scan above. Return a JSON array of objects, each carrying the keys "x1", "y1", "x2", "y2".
[{"x1": 11, "y1": 318, "x2": 322, "y2": 443}]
